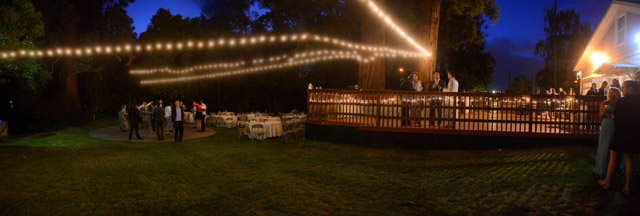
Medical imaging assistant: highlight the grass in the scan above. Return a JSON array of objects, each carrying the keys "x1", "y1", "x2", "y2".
[{"x1": 0, "y1": 120, "x2": 638, "y2": 215}]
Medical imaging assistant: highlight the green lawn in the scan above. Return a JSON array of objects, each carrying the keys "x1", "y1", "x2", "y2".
[{"x1": 0, "y1": 121, "x2": 637, "y2": 215}]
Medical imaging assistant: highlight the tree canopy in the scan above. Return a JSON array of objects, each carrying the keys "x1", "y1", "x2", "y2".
[{"x1": 534, "y1": 8, "x2": 591, "y2": 90}]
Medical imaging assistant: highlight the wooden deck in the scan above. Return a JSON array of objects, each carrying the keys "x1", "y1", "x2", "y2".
[{"x1": 306, "y1": 89, "x2": 604, "y2": 139}]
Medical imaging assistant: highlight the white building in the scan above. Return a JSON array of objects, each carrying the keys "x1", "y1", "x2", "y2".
[{"x1": 574, "y1": 0, "x2": 640, "y2": 94}]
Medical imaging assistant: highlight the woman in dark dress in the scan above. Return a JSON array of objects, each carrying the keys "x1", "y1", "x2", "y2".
[
  {"x1": 598, "y1": 81, "x2": 640, "y2": 195},
  {"x1": 592, "y1": 87, "x2": 621, "y2": 176}
]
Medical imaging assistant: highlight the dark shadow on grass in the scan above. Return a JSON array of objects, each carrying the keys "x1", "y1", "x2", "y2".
[{"x1": 306, "y1": 124, "x2": 596, "y2": 150}]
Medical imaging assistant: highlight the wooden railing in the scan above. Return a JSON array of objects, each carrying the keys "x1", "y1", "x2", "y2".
[{"x1": 306, "y1": 89, "x2": 605, "y2": 138}]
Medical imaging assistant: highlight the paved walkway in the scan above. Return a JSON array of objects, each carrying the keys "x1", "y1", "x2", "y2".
[{"x1": 89, "y1": 125, "x2": 216, "y2": 142}]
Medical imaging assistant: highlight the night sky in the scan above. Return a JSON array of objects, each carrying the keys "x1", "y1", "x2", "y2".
[{"x1": 125, "y1": 0, "x2": 613, "y2": 90}]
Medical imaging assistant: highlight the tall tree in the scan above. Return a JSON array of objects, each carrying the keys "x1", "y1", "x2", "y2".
[
  {"x1": 195, "y1": 0, "x2": 253, "y2": 34},
  {"x1": 417, "y1": 0, "x2": 441, "y2": 82},
  {"x1": 0, "y1": 0, "x2": 49, "y2": 123},
  {"x1": 534, "y1": 9, "x2": 591, "y2": 90},
  {"x1": 32, "y1": 0, "x2": 135, "y2": 113},
  {"x1": 506, "y1": 75, "x2": 533, "y2": 94},
  {"x1": 0, "y1": 0, "x2": 48, "y2": 92},
  {"x1": 358, "y1": 0, "x2": 385, "y2": 90}
]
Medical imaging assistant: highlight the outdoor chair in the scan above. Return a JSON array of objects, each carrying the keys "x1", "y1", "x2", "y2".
[
  {"x1": 279, "y1": 123, "x2": 296, "y2": 143},
  {"x1": 237, "y1": 123, "x2": 250, "y2": 139},
  {"x1": 216, "y1": 117, "x2": 225, "y2": 127},
  {"x1": 225, "y1": 117, "x2": 236, "y2": 128},
  {"x1": 282, "y1": 117, "x2": 293, "y2": 125},
  {"x1": 206, "y1": 116, "x2": 216, "y2": 127},
  {"x1": 250, "y1": 124, "x2": 265, "y2": 141}
]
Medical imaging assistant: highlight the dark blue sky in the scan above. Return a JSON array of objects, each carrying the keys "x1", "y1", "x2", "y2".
[{"x1": 125, "y1": 0, "x2": 612, "y2": 90}]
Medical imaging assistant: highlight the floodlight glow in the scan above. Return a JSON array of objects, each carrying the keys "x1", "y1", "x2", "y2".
[{"x1": 590, "y1": 52, "x2": 607, "y2": 67}]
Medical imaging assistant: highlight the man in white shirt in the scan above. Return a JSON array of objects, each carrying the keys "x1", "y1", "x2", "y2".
[
  {"x1": 200, "y1": 100, "x2": 207, "y2": 132},
  {"x1": 445, "y1": 71, "x2": 459, "y2": 93},
  {"x1": 444, "y1": 71, "x2": 459, "y2": 128},
  {"x1": 164, "y1": 103, "x2": 173, "y2": 135}
]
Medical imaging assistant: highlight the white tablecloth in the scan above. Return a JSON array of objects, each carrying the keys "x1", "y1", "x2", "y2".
[
  {"x1": 246, "y1": 114, "x2": 267, "y2": 119},
  {"x1": 213, "y1": 115, "x2": 238, "y2": 127},
  {"x1": 256, "y1": 117, "x2": 280, "y2": 122},
  {"x1": 248, "y1": 121, "x2": 282, "y2": 140},
  {"x1": 184, "y1": 112, "x2": 194, "y2": 123}
]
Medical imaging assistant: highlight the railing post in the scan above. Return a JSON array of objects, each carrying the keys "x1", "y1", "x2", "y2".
[
  {"x1": 529, "y1": 95, "x2": 534, "y2": 133},
  {"x1": 307, "y1": 89, "x2": 312, "y2": 121},
  {"x1": 376, "y1": 92, "x2": 381, "y2": 127},
  {"x1": 453, "y1": 94, "x2": 458, "y2": 129}
]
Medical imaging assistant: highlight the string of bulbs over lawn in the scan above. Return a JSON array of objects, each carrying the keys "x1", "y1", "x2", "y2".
[
  {"x1": 140, "y1": 50, "x2": 426, "y2": 85},
  {"x1": 0, "y1": 0, "x2": 431, "y2": 85},
  {"x1": 0, "y1": 33, "x2": 426, "y2": 59},
  {"x1": 131, "y1": 49, "x2": 421, "y2": 75}
]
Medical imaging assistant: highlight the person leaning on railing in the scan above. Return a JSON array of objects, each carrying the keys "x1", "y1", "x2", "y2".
[{"x1": 401, "y1": 72, "x2": 424, "y2": 126}]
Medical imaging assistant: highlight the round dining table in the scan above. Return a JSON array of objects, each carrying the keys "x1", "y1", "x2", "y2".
[{"x1": 246, "y1": 121, "x2": 283, "y2": 140}]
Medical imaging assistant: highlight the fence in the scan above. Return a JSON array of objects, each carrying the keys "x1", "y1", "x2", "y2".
[{"x1": 306, "y1": 89, "x2": 605, "y2": 139}]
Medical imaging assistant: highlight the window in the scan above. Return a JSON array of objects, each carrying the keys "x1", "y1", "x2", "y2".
[{"x1": 615, "y1": 14, "x2": 626, "y2": 45}]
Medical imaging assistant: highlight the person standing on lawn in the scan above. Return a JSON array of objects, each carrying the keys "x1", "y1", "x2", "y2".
[
  {"x1": 129, "y1": 101, "x2": 142, "y2": 140},
  {"x1": 154, "y1": 100, "x2": 165, "y2": 140},
  {"x1": 164, "y1": 103, "x2": 173, "y2": 136},
  {"x1": 172, "y1": 100, "x2": 185, "y2": 144},
  {"x1": 598, "y1": 81, "x2": 640, "y2": 196}
]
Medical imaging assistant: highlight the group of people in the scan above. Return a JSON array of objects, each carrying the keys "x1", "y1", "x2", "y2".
[
  {"x1": 593, "y1": 71, "x2": 640, "y2": 196},
  {"x1": 545, "y1": 87, "x2": 568, "y2": 95},
  {"x1": 118, "y1": 100, "x2": 208, "y2": 144},
  {"x1": 586, "y1": 78, "x2": 622, "y2": 96},
  {"x1": 401, "y1": 70, "x2": 459, "y2": 128}
]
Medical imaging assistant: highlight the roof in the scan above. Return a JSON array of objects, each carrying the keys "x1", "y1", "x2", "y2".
[
  {"x1": 572, "y1": 0, "x2": 640, "y2": 72},
  {"x1": 588, "y1": 62, "x2": 640, "y2": 78}
]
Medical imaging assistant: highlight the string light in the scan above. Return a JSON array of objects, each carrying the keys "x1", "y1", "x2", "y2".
[
  {"x1": 130, "y1": 60, "x2": 246, "y2": 75},
  {"x1": 139, "y1": 49, "x2": 415, "y2": 85},
  {"x1": 0, "y1": 32, "x2": 427, "y2": 60},
  {"x1": 131, "y1": 48, "x2": 416, "y2": 75},
  {"x1": 359, "y1": 0, "x2": 431, "y2": 56},
  {"x1": 141, "y1": 54, "x2": 365, "y2": 85}
]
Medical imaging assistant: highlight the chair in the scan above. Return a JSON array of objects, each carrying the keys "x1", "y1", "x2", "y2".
[
  {"x1": 225, "y1": 117, "x2": 236, "y2": 128},
  {"x1": 250, "y1": 124, "x2": 265, "y2": 141},
  {"x1": 279, "y1": 123, "x2": 296, "y2": 143},
  {"x1": 282, "y1": 117, "x2": 294, "y2": 125},
  {"x1": 237, "y1": 123, "x2": 250, "y2": 139},
  {"x1": 216, "y1": 117, "x2": 225, "y2": 127},
  {"x1": 206, "y1": 115, "x2": 216, "y2": 127}
]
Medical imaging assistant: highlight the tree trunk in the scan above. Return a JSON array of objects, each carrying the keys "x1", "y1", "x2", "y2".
[
  {"x1": 60, "y1": 59, "x2": 82, "y2": 113},
  {"x1": 417, "y1": 0, "x2": 441, "y2": 82},
  {"x1": 61, "y1": 20, "x2": 82, "y2": 113},
  {"x1": 358, "y1": 0, "x2": 386, "y2": 90}
]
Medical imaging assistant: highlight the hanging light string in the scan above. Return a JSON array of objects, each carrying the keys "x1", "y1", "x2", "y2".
[
  {"x1": 358, "y1": 0, "x2": 430, "y2": 56},
  {"x1": 130, "y1": 61, "x2": 246, "y2": 75},
  {"x1": 140, "y1": 54, "x2": 363, "y2": 85},
  {"x1": 130, "y1": 49, "x2": 416, "y2": 75},
  {"x1": 0, "y1": 33, "x2": 427, "y2": 59},
  {"x1": 139, "y1": 50, "x2": 424, "y2": 85}
]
